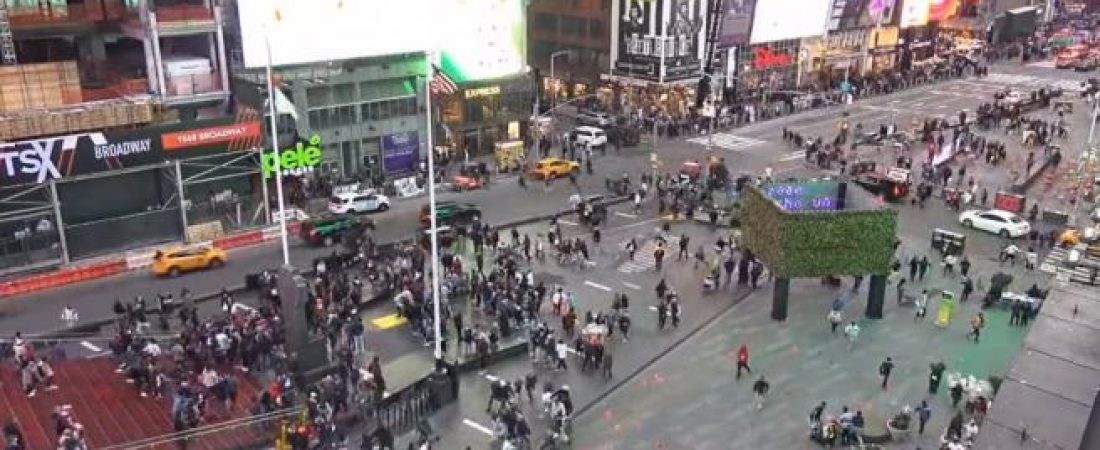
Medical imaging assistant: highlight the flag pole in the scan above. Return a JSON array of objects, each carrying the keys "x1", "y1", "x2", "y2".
[
  {"x1": 426, "y1": 53, "x2": 444, "y2": 362},
  {"x1": 265, "y1": 27, "x2": 290, "y2": 267}
]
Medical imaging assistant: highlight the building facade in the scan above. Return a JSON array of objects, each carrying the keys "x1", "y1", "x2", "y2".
[{"x1": 528, "y1": 0, "x2": 612, "y2": 100}]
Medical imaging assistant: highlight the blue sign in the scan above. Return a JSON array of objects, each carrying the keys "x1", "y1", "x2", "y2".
[
  {"x1": 765, "y1": 182, "x2": 839, "y2": 211},
  {"x1": 382, "y1": 132, "x2": 419, "y2": 175}
]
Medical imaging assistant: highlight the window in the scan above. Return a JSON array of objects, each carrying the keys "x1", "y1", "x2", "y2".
[
  {"x1": 535, "y1": 13, "x2": 557, "y2": 32},
  {"x1": 561, "y1": 16, "x2": 584, "y2": 35},
  {"x1": 589, "y1": 20, "x2": 603, "y2": 38},
  {"x1": 306, "y1": 86, "x2": 333, "y2": 107},
  {"x1": 334, "y1": 83, "x2": 356, "y2": 102}
]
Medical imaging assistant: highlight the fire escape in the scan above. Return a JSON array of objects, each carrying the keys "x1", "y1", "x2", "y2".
[{"x1": 0, "y1": 0, "x2": 17, "y2": 65}]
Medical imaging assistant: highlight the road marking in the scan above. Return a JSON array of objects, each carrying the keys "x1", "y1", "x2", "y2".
[
  {"x1": 622, "y1": 281, "x2": 641, "y2": 290},
  {"x1": 558, "y1": 219, "x2": 578, "y2": 226},
  {"x1": 463, "y1": 418, "x2": 495, "y2": 436},
  {"x1": 484, "y1": 373, "x2": 500, "y2": 382},
  {"x1": 80, "y1": 341, "x2": 102, "y2": 352},
  {"x1": 585, "y1": 280, "x2": 613, "y2": 292},
  {"x1": 370, "y1": 314, "x2": 407, "y2": 330},
  {"x1": 649, "y1": 306, "x2": 659, "y2": 312},
  {"x1": 615, "y1": 211, "x2": 638, "y2": 219},
  {"x1": 87, "y1": 351, "x2": 112, "y2": 359},
  {"x1": 687, "y1": 133, "x2": 766, "y2": 151},
  {"x1": 778, "y1": 152, "x2": 805, "y2": 162}
]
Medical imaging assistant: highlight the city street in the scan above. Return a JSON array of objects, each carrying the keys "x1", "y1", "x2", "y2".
[{"x1": 3, "y1": 61, "x2": 1092, "y2": 448}]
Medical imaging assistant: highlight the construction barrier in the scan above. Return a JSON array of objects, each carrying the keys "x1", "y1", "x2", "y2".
[
  {"x1": 0, "y1": 259, "x2": 127, "y2": 297},
  {"x1": 213, "y1": 230, "x2": 264, "y2": 250},
  {"x1": 125, "y1": 250, "x2": 158, "y2": 270}
]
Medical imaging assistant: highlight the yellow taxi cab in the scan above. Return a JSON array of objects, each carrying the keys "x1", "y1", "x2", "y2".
[
  {"x1": 531, "y1": 157, "x2": 580, "y2": 179},
  {"x1": 151, "y1": 245, "x2": 228, "y2": 277}
]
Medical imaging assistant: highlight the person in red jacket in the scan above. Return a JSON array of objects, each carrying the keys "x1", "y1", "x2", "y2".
[{"x1": 736, "y1": 344, "x2": 752, "y2": 380}]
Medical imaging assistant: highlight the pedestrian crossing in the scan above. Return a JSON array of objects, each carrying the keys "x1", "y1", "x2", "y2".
[
  {"x1": 687, "y1": 132, "x2": 766, "y2": 151},
  {"x1": 978, "y1": 72, "x2": 1085, "y2": 93},
  {"x1": 618, "y1": 236, "x2": 680, "y2": 274},
  {"x1": 1038, "y1": 245, "x2": 1099, "y2": 284}
]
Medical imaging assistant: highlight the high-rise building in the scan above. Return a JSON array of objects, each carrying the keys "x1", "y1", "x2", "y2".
[{"x1": 528, "y1": 0, "x2": 612, "y2": 101}]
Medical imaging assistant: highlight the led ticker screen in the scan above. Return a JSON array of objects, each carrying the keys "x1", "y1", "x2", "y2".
[{"x1": 765, "y1": 181, "x2": 840, "y2": 211}]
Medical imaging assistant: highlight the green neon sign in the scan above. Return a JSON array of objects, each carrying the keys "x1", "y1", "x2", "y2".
[{"x1": 263, "y1": 134, "x2": 322, "y2": 179}]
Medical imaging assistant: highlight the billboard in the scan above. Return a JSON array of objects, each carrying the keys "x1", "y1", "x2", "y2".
[
  {"x1": 750, "y1": 0, "x2": 831, "y2": 44},
  {"x1": 900, "y1": 0, "x2": 931, "y2": 27},
  {"x1": 928, "y1": 0, "x2": 959, "y2": 21},
  {"x1": 718, "y1": 0, "x2": 756, "y2": 47},
  {"x1": 0, "y1": 118, "x2": 263, "y2": 187},
  {"x1": 382, "y1": 132, "x2": 420, "y2": 175},
  {"x1": 236, "y1": 0, "x2": 526, "y2": 82},
  {"x1": 830, "y1": 0, "x2": 897, "y2": 30},
  {"x1": 611, "y1": 0, "x2": 708, "y2": 83}
]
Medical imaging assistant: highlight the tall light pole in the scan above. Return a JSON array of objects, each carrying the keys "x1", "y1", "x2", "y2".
[
  {"x1": 549, "y1": 50, "x2": 571, "y2": 110},
  {"x1": 424, "y1": 54, "x2": 444, "y2": 361},
  {"x1": 265, "y1": 26, "x2": 290, "y2": 266}
]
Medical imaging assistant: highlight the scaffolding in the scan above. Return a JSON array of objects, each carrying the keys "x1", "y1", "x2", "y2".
[{"x1": 0, "y1": 0, "x2": 16, "y2": 65}]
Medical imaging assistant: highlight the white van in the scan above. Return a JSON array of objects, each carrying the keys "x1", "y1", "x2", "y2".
[{"x1": 328, "y1": 192, "x2": 391, "y2": 214}]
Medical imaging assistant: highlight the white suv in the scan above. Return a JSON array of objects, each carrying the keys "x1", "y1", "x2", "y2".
[
  {"x1": 577, "y1": 111, "x2": 613, "y2": 127},
  {"x1": 571, "y1": 126, "x2": 608, "y2": 148},
  {"x1": 328, "y1": 192, "x2": 391, "y2": 214}
]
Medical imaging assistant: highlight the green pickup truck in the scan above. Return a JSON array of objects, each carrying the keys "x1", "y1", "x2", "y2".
[{"x1": 298, "y1": 215, "x2": 375, "y2": 246}]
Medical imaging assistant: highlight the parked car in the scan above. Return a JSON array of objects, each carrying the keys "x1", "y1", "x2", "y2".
[
  {"x1": 152, "y1": 245, "x2": 227, "y2": 278},
  {"x1": 958, "y1": 209, "x2": 1031, "y2": 238},
  {"x1": 531, "y1": 157, "x2": 580, "y2": 180},
  {"x1": 328, "y1": 192, "x2": 391, "y2": 214},
  {"x1": 299, "y1": 215, "x2": 374, "y2": 246},
  {"x1": 576, "y1": 111, "x2": 613, "y2": 127},
  {"x1": 570, "y1": 126, "x2": 608, "y2": 148},
  {"x1": 419, "y1": 201, "x2": 481, "y2": 227}
]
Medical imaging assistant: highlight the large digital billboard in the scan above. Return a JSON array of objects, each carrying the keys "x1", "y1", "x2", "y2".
[
  {"x1": 718, "y1": 0, "x2": 756, "y2": 47},
  {"x1": 900, "y1": 0, "x2": 931, "y2": 28},
  {"x1": 610, "y1": 0, "x2": 708, "y2": 83},
  {"x1": 236, "y1": 0, "x2": 526, "y2": 82},
  {"x1": 750, "y1": 0, "x2": 831, "y2": 44}
]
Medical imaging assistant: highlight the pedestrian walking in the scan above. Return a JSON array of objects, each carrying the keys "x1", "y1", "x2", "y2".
[
  {"x1": 60, "y1": 305, "x2": 78, "y2": 328},
  {"x1": 844, "y1": 321, "x2": 861, "y2": 351},
  {"x1": 929, "y1": 361, "x2": 946, "y2": 394},
  {"x1": 950, "y1": 382, "x2": 965, "y2": 408},
  {"x1": 959, "y1": 255, "x2": 971, "y2": 277},
  {"x1": 828, "y1": 309, "x2": 843, "y2": 334},
  {"x1": 915, "y1": 289, "x2": 928, "y2": 321},
  {"x1": 918, "y1": 256, "x2": 930, "y2": 281},
  {"x1": 908, "y1": 256, "x2": 919, "y2": 280},
  {"x1": 656, "y1": 301, "x2": 668, "y2": 330},
  {"x1": 810, "y1": 401, "x2": 827, "y2": 425},
  {"x1": 968, "y1": 312, "x2": 985, "y2": 342},
  {"x1": 736, "y1": 344, "x2": 752, "y2": 380},
  {"x1": 752, "y1": 376, "x2": 770, "y2": 410},
  {"x1": 943, "y1": 253, "x2": 958, "y2": 276},
  {"x1": 1025, "y1": 247, "x2": 1038, "y2": 270},
  {"x1": 916, "y1": 401, "x2": 932, "y2": 435},
  {"x1": 654, "y1": 244, "x2": 666, "y2": 271},
  {"x1": 626, "y1": 238, "x2": 637, "y2": 261},
  {"x1": 879, "y1": 357, "x2": 895, "y2": 389},
  {"x1": 677, "y1": 234, "x2": 690, "y2": 260},
  {"x1": 895, "y1": 277, "x2": 907, "y2": 303},
  {"x1": 669, "y1": 296, "x2": 681, "y2": 328},
  {"x1": 961, "y1": 276, "x2": 974, "y2": 302}
]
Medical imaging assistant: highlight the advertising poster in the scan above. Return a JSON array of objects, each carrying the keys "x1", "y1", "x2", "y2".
[
  {"x1": 382, "y1": 132, "x2": 420, "y2": 176},
  {"x1": 613, "y1": 0, "x2": 663, "y2": 81},
  {"x1": 0, "y1": 117, "x2": 263, "y2": 187},
  {"x1": 900, "y1": 0, "x2": 931, "y2": 28},
  {"x1": 718, "y1": 0, "x2": 756, "y2": 48},
  {"x1": 830, "y1": 0, "x2": 896, "y2": 30},
  {"x1": 663, "y1": 0, "x2": 708, "y2": 81},
  {"x1": 750, "y1": 0, "x2": 831, "y2": 44}
]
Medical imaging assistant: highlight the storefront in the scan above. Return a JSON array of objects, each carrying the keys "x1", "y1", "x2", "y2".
[
  {"x1": 867, "y1": 26, "x2": 901, "y2": 73},
  {"x1": 738, "y1": 40, "x2": 801, "y2": 94},
  {"x1": 816, "y1": 28, "x2": 871, "y2": 78},
  {"x1": 900, "y1": 25, "x2": 938, "y2": 70},
  {"x1": 438, "y1": 75, "x2": 533, "y2": 158}
]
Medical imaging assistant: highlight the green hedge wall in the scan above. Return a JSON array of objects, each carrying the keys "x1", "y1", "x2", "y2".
[{"x1": 741, "y1": 184, "x2": 897, "y2": 278}]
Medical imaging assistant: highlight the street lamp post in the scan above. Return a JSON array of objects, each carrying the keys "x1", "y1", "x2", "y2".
[
  {"x1": 424, "y1": 55, "x2": 444, "y2": 361},
  {"x1": 549, "y1": 50, "x2": 571, "y2": 111}
]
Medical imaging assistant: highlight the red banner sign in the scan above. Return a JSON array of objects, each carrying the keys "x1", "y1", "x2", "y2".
[
  {"x1": 161, "y1": 121, "x2": 262, "y2": 151},
  {"x1": 752, "y1": 47, "x2": 793, "y2": 70}
]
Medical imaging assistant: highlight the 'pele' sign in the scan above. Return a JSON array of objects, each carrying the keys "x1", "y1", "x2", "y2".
[{"x1": 262, "y1": 135, "x2": 322, "y2": 179}]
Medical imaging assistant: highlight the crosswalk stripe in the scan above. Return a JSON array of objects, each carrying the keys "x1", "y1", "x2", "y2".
[{"x1": 687, "y1": 133, "x2": 766, "y2": 151}]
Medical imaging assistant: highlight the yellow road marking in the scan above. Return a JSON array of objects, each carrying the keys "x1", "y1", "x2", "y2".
[{"x1": 370, "y1": 314, "x2": 407, "y2": 330}]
